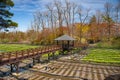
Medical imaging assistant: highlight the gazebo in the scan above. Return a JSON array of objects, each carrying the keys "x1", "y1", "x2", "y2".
[{"x1": 55, "y1": 35, "x2": 75, "y2": 51}]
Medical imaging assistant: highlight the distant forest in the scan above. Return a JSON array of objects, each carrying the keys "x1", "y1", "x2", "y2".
[{"x1": 0, "y1": 0, "x2": 120, "y2": 45}]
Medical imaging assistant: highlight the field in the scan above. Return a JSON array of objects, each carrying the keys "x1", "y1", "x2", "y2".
[
  {"x1": 82, "y1": 48, "x2": 120, "y2": 65},
  {"x1": 0, "y1": 44, "x2": 39, "y2": 52}
]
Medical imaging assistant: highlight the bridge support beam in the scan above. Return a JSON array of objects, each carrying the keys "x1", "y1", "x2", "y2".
[
  {"x1": 52, "y1": 52, "x2": 55, "y2": 59},
  {"x1": 10, "y1": 62, "x2": 19, "y2": 73},
  {"x1": 33, "y1": 58, "x2": 35, "y2": 65},
  {"x1": 32, "y1": 56, "x2": 41, "y2": 65},
  {"x1": 48, "y1": 53, "x2": 50, "y2": 60}
]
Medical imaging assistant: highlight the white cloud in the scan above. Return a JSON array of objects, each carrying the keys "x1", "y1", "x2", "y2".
[
  {"x1": 12, "y1": 0, "x2": 117, "y2": 14},
  {"x1": 12, "y1": 0, "x2": 48, "y2": 13},
  {"x1": 12, "y1": 0, "x2": 92, "y2": 12}
]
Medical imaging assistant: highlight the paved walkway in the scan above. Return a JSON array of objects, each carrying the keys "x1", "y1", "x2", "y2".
[{"x1": 30, "y1": 61, "x2": 120, "y2": 80}]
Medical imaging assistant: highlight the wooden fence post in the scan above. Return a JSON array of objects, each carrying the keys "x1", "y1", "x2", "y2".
[{"x1": 0, "y1": 54, "x2": 2, "y2": 63}]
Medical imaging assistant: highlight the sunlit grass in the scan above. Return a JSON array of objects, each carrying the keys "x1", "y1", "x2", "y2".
[
  {"x1": 82, "y1": 48, "x2": 120, "y2": 65},
  {"x1": 0, "y1": 44, "x2": 39, "y2": 52},
  {"x1": 42, "y1": 51, "x2": 60, "y2": 58}
]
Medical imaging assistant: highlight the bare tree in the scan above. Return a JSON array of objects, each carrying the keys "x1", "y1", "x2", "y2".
[
  {"x1": 71, "y1": 2, "x2": 77, "y2": 36},
  {"x1": 46, "y1": 4, "x2": 54, "y2": 34},
  {"x1": 103, "y1": 2, "x2": 114, "y2": 41},
  {"x1": 53, "y1": 10, "x2": 58, "y2": 37},
  {"x1": 95, "y1": 10, "x2": 103, "y2": 40},
  {"x1": 77, "y1": 6, "x2": 90, "y2": 43},
  {"x1": 65, "y1": 0, "x2": 72, "y2": 35},
  {"x1": 54, "y1": 0, "x2": 64, "y2": 35},
  {"x1": 31, "y1": 11, "x2": 48, "y2": 43},
  {"x1": 114, "y1": 3, "x2": 120, "y2": 36}
]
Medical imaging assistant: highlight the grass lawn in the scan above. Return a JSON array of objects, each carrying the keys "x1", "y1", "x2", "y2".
[
  {"x1": 0, "y1": 44, "x2": 39, "y2": 52},
  {"x1": 82, "y1": 48, "x2": 120, "y2": 65}
]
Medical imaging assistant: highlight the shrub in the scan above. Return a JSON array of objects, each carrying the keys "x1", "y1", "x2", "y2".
[
  {"x1": 112, "y1": 37, "x2": 120, "y2": 49},
  {"x1": 96, "y1": 41, "x2": 112, "y2": 48},
  {"x1": 1, "y1": 39, "x2": 9, "y2": 43},
  {"x1": 13, "y1": 37, "x2": 19, "y2": 42},
  {"x1": 30, "y1": 39, "x2": 41, "y2": 45},
  {"x1": 96, "y1": 36, "x2": 120, "y2": 49}
]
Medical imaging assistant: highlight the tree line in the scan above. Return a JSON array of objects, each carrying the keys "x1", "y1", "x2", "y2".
[{"x1": 0, "y1": 0, "x2": 120, "y2": 45}]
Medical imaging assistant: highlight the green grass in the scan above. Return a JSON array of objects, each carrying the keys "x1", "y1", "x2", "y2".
[
  {"x1": 0, "y1": 44, "x2": 39, "y2": 52},
  {"x1": 42, "y1": 51, "x2": 60, "y2": 58},
  {"x1": 82, "y1": 48, "x2": 120, "y2": 65},
  {"x1": 96, "y1": 41, "x2": 120, "y2": 49}
]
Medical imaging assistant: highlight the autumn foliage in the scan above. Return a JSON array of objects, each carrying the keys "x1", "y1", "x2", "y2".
[{"x1": 0, "y1": 1, "x2": 120, "y2": 45}]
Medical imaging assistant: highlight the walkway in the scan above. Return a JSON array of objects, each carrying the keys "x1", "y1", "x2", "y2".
[{"x1": 29, "y1": 61, "x2": 120, "y2": 80}]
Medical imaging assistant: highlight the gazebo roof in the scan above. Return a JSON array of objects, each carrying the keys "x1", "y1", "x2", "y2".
[{"x1": 54, "y1": 34, "x2": 75, "y2": 41}]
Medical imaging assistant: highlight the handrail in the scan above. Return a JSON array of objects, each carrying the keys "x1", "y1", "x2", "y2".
[{"x1": 0, "y1": 45, "x2": 62, "y2": 66}]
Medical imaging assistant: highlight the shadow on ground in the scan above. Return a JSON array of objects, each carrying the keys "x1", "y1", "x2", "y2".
[{"x1": 104, "y1": 74, "x2": 120, "y2": 80}]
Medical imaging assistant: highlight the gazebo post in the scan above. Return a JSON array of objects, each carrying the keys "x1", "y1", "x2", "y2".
[
  {"x1": 73, "y1": 41, "x2": 74, "y2": 47},
  {"x1": 57, "y1": 41, "x2": 59, "y2": 45},
  {"x1": 62, "y1": 40, "x2": 64, "y2": 54},
  {"x1": 67, "y1": 41, "x2": 70, "y2": 50},
  {"x1": 62, "y1": 41, "x2": 64, "y2": 51}
]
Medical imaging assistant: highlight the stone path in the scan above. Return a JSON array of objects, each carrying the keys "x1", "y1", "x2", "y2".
[
  {"x1": 31, "y1": 61, "x2": 120, "y2": 80},
  {"x1": 8, "y1": 60, "x2": 119, "y2": 80}
]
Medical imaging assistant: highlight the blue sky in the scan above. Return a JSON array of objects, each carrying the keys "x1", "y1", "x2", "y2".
[{"x1": 11, "y1": 0, "x2": 119, "y2": 32}]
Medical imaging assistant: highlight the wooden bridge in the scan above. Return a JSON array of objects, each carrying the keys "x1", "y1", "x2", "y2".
[
  {"x1": 0, "y1": 45, "x2": 62, "y2": 72},
  {"x1": 0, "y1": 44, "x2": 88, "y2": 73}
]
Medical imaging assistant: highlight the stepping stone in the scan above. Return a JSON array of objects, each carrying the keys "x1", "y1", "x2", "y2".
[
  {"x1": 29, "y1": 75, "x2": 40, "y2": 80},
  {"x1": 103, "y1": 69, "x2": 109, "y2": 74},
  {"x1": 87, "y1": 72, "x2": 93, "y2": 80},
  {"x1": 93, "y1": 73, "x2": 99, "y2": 80},
  {"x1": 99, "y1": 73, "x2": 105, "y2": 80},
  {"x1": 42, "y1": 77, "x2": 50, "y2": 80},
  {"x1": 74, "y1": 70, "x2": 80, "y2": 77},
  {"x1": 56, "y1": 69, "x2": 65, "y2": 75},
  {"x1": 80, "y1": 71, "x2": 86, "y2": 79},
  {"x1": 63, "y1": 67, "x2": 71, "y2": 76},
  {"x1": 52, "y1": 68, "x2": 61, "y2": 74},
  {"x1": 69, "y1": 71, "x2": 75, "y2": 77},
  {"x1": 35, "y1": 76, "x2": 45, "y2": 80}
]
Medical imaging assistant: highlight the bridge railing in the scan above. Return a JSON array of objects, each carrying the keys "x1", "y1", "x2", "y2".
[
  {"x1": 0, "y1": 44, "x2": 88, "y2": 66},
  {"x1": 0, "y1": 45, "x2": 62, "y2": 66}
]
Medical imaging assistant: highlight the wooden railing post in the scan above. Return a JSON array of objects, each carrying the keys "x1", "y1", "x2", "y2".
[
  {"x1": 52, "y1": 46, "x2": 55, "y2": 51},
  {"x1": 8, "y1": 53, "x2": 11, "y2": 62},
  {"x1": 27, "y1": 49, "x2": 30, "y2": 57},
  {"x1": 36, "y1": 48, "x2": 38, "y2": 53},
  {"x1": 45, "y1": 47, "x2": 47, "y2": 53},
  {"x1": 31, "y1": 49, "x2": 34, "y2": 56},
  {"x1": 42, "y1": 47, "x2": 45, "y2": 53},
  {"x1": 0, "y1": 54, "x2": 2, "y2": 62},
  {"x1": 21, "y1": 50, "x2": 24, "y2": 59},
  {"x1": 15, "y1": 51, "x2": 18, "y2": 61},
  {"x1": 48, "y1": 53, "x2": 50, "y2": 60},
  {"x1": 2, "y1": 53, "x2": 5, "y2": 61},
  {"x1": 47, "y1": 46, "x2": 49, "y2": 52},
  {"x1": 33, "y1": 49, "x2": 35, "y2": 56}
]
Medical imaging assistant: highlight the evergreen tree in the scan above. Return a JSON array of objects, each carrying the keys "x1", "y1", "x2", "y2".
[{"x1": 0, "y1": 0, "x2": 18, "y2": 31}]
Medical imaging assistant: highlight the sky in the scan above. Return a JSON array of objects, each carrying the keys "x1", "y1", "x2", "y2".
[{"x1": 11, "y1": 0, "x2": 119, "y2": 32}]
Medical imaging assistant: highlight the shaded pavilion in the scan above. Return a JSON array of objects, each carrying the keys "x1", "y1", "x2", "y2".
[{"x1": 55, "y1": 35, "x2": 75, "y2": 51}]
